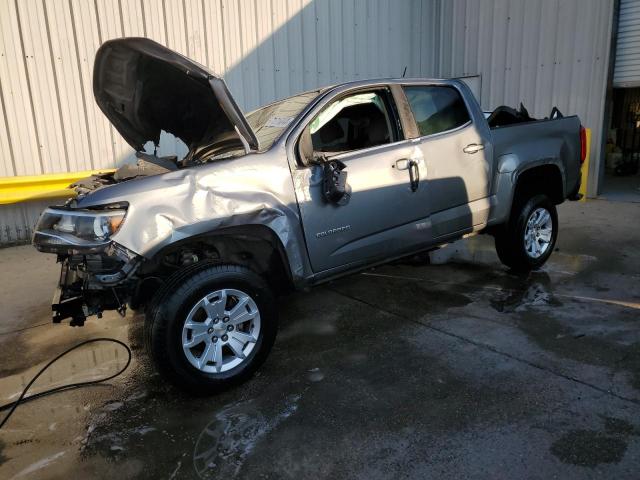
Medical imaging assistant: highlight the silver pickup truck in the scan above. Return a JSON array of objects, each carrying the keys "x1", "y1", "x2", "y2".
[{"x1": 33, "y1": 38, "x2": 585, "y2": 392}]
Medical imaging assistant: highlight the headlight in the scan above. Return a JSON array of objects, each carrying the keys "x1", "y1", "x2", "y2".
[{"x1": 33, "y1": 206, "x2": 127, "y2": 252}]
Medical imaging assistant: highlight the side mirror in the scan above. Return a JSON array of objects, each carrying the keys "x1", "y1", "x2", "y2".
[
  {"x1": 322, "y1": 160, "x2": 350, "y2": 205},
  {"x1": 299, "y1": 125, "x2": 350, "y2": 204}
]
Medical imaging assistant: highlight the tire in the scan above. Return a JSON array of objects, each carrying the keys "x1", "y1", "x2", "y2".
[
  {"x1": 494, "y1": 194, "x2": 558, "y2": 272},
  {"x1": 145, "y1": 263, "x2": 277, "y2": 394}
]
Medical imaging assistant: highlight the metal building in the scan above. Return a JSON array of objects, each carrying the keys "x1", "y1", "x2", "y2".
[
  {"x1": 0, "y1": 0, "x2": 620, "y2": 244},
  {"x1": 615, "y1": 0, "x2": 640, "y2": 87}
]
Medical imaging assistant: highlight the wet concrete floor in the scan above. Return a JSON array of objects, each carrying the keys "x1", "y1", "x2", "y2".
[{"x1": 0, "y1": 199, "x2": 639, "y2": 479}]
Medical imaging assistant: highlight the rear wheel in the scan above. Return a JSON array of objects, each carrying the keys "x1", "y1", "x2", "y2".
[
  {"x1": 145, "y1": 264, "x2": 277, "y2": 394},
  {"x1": 494, "y1": 194, "x2": 558, "y2": 272}
]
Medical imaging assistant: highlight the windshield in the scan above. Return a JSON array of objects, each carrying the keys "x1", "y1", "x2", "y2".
[{"x1": 246, "y1": 91, "x2": 319, "y2": 150}]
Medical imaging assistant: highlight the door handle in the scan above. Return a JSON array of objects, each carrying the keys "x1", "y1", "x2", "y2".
[
  {"x1": 408, "y1": 160, "x2": 419, "y2": 192},
  {"x1": 463, "y1": 143, "x2": 485, "y2": 154},
  {"x1": 395, "y1": 158, "x2": 410, "y2": 170},
  {"x1": 394, "y1": 158, "x2": 420, "y2": 191}
]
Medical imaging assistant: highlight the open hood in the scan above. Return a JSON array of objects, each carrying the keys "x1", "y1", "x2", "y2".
[{"x1": 93, "y1": 37, "x2": 258, "y2": 154}]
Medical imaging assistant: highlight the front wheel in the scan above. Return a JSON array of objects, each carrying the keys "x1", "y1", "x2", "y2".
[
  {"x1": 494, "y1": 194, "x2": 558, "y2": 272},
  {"x1": 145, "y1": 264, "x2": 277, "y2": 394}
]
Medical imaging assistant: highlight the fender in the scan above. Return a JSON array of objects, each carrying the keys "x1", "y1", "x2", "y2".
[{"x1": 490, "y1": 154, "x2": 565, "y2": 225}]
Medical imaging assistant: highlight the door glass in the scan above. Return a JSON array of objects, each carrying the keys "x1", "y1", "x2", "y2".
[
  {"x1": 310, "y1": 91, "x2": 395, "y2": 154},
  {"x1": 403, "y1": 86, "x2": 470, "y2": 136}
]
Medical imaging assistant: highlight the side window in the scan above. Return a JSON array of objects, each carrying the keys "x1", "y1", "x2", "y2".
[
  {"x1": 309, "y1": 91, "x2": 396, "y2": 154},
  {"x1": 403, "y1": 86, "x2": 470, "y2": 137}
]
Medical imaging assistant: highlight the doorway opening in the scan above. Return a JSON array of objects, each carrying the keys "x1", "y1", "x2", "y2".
[{"x1": 602, "y1": 87, "x2": 640, "y2": 202}]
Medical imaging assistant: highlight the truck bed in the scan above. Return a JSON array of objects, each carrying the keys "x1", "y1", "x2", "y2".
[{"x1": 490, "y1": 115, "x2": 582, "y2": 200}]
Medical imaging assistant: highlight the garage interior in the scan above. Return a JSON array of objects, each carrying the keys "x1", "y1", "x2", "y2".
[
  {"x1": 602, "y1": 87, "x2": 640, "y2": 201},
  {"x1": 601, "y1": 0, "x2": 640, "y2": 202}
]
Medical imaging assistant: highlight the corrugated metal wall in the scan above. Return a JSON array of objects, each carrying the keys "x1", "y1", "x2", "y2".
[
  {"x1": 0, "y1": 0, "x2": 431, "y2": 244},
  {"x1": 422, "y1": 0, "x2": 614, "y2": 197},
  {"x1": 614, "y1": 0, "x2": 640, "y2": 87},
  {"x1": 0, "y1": 0, "x2": 425, "y2": 177},
  {"x1": 0, "y1": 0, "x2": 615, "y2": 245}
]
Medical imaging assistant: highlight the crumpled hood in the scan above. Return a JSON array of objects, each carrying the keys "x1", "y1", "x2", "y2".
[{"x1": 93, "y1": 37, "x2": 258, "y2": 154}]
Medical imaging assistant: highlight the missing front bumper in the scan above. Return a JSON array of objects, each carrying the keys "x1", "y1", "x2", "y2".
[
  {"x1": 51, "y1": 261, "x2": 86, "y2": 326},
  {"x1": 52, "y1": 255, "x2": 135, "y2": 326},
  {"x1": 52, "y1": 286, "x2": 86, "y2": 326}
]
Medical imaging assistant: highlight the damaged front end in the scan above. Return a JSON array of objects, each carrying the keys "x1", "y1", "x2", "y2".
[
  {"x1": 31, "y1": 37, "x2": 313, "y2": 326},
  {"x1": 33, "y1": 205, "x2": 140, "y2": 326}
]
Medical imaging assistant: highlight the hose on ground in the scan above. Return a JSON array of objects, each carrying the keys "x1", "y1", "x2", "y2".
[{"x1": 0, "y1": 338, "x2": 132, "y2": 430}]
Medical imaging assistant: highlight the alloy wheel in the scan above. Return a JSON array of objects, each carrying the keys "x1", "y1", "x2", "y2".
[
  {"x1": 524, "y1": 207, "x2": 553, "y2": 259},
  {"x1": 181, "y1": 289, "x2": 261, "y2": 373}
]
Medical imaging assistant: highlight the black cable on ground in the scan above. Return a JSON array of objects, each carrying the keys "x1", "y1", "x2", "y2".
[{"x1": 0, "y1": 338, "x2": 132, "y2": 430}]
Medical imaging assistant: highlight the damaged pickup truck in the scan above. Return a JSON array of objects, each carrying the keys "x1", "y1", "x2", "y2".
[{"x1": 33, "y1": 38, "x2": 585, "y2": 393}]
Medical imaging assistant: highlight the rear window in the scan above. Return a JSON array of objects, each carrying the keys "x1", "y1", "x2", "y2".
[
  {"x1": 403, "y1": 86, "x2": 470, "y2": 136},
  {"x1": 246, "y1": 91, "x2": 319, "y2": 150}
]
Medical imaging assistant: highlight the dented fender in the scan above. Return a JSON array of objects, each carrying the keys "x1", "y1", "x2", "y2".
[{"x1": 75, "y1": 149, "x2": 311, "y2": 285}]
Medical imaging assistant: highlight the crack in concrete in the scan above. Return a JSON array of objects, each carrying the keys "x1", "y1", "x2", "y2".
[
  {"x1": 361, "y1": 272, "x2": 640, "y2": 310},
  {"x1": 328, "y1": 287, "x2": 640, "y2": 407}
]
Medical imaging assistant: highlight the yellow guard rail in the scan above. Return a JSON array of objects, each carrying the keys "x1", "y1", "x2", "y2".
[{"x1": 0, "y1": 170, "x2": 115, "y2": 205}]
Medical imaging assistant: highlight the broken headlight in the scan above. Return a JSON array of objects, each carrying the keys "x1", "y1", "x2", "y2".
[{"x1": 33, "y1": 206, "x2": 127, "y2": 252}]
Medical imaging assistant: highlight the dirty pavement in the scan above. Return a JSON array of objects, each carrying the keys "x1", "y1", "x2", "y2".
[{"x1": 0, "y1": 199, "x2": 639, "y2": 479}]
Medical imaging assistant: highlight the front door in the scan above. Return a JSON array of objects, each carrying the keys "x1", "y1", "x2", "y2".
[{"x1": 291, "y1": 89, "x2": 431, "y2": 273}]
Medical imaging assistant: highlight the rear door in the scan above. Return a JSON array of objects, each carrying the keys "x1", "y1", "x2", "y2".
[
  {"x1": 291, "y1": 88, "x2": 432, "y2": 273},
  {"x1": 403, "y1": 84, "x2": 492, "y2": 237}
]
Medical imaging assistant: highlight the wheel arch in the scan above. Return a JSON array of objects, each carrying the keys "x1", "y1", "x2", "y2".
[
  {"x1": 513, "y1": 163, "x2": 565, "y2": 205},
  {"x1": 487, "y1": 160, "x2": 565, "y2": 229},
  {"x1": 133, "y1": 224, "x2": 296, "y2": 307}
]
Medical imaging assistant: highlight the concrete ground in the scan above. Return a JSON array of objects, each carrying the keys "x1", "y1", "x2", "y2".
[
  {"x1": 600, "y1": 174, "x2": 640, "y2": 203},
  {"x1": 0, "y1": 199, "x2": 639, "y2": 479}
]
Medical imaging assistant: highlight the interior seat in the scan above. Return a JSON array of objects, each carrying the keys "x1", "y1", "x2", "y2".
[
  {"x1": 364, "y1": 114, "x2": 390, "y2": 147},
  {"x1": 312, "y1": 119, "x2": 345, "y2": 152}
]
